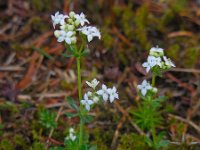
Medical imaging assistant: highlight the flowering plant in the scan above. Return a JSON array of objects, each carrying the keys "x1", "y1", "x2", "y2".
[
  {"x1": 50, "y1": 11, "x2": 118, "y2": 149},
  {"x1": 134, "y1": 46, "x2": 175, "y2": 149}
]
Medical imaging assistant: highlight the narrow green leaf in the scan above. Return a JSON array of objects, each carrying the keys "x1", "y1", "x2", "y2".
[
  {"x1": 82, "y1": 115, "x2": 93, "y2": 124},
  {"x1": 80, "y1": 49, "x2": 90, "y2": 57},
  {"x1": 33, "y1": 47, "x2": 53, "y2": 59},
  {"x1": 66, "y1": 97, "x2": 79, "y2": 111},
  {"x1": 62, "y1": 53, "x2": 73, "y2": 58},
  {"x1": 65, "y1": 112, "x2": 78, "y2": 118}
]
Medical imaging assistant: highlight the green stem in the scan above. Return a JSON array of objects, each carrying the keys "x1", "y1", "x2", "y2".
[
  {"x1": 151, "y1": 74, "x2": 157, "y2": 148},
  {"x1": 151, "y1": 128, "x2": 157, "y2": 148},
  {"x1": 77, "y1": 57, "x2": 84, "y2": 148},
  {"x1": 77, "y1": 57, "x2": 82, "y2": 100},
  {"x1": 151, "y1": 74, "x2": 156, "y2": 87}
]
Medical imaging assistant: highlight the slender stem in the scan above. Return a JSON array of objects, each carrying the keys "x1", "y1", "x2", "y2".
[
  {"x1": 151, "y1": 74, "x2": 157, "y2": 148},
  {"x1": 151, "y1": 128, "x2": 157, "y2": 148},
  {"x1": 77, "y1": 57, "x2": 82, "y2": 100},
  {"x1": 151, "y1": 74, "x2": 156, "y2": 87},
  {"x1": 77, "y1": 57, "x2": 84, "y2": 148}
]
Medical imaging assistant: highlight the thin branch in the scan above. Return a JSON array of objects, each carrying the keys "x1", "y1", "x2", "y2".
[
  {"x1": 46, "y1": 106, "x2": 64, "y2": 149},
  {"x1": 168, "y1": 114, "x2": 200, "y2": 134}
]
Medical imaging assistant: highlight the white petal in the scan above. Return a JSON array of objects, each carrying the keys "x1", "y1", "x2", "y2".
[
  {"x1": 57, "y1": 36, "x2": 64, "y2": 42},
  {"x1": 171, "y1": 62, "x2": 175, "y2": 67},
  {"x1": 87, "y1": 35, "x2": 93, "y2": 42},
  {"x1": 137, "y1": 85, "x2": 142, "y2": 90},
  {"x1": 67, "y1": 31, "x2": 73, "y2": 37},
  {"x1": 109, "y1": 95, "x2": 115, "y2": 103},
  {"x1": 107, "y1": 88, "x2": 112, "y2": 94},
  {"x1": 114, "y1": 93, "x2": 119, "y2": 99},
  {"x1": 65, "y1": 38, "x2": 71, "y2": 44},
  {"x1": 146, "y1": 66, "x2": 151, "y2": 73},
  {"x1": 142, "y1": 62, "x2": 148, "y2": 67},
  {"x1": 86, "y1": 81, "x2": 92, "y2": 87},
  {"x1": 55, "y1": 11, "x2": 59, "y2": 16},
  {"x1": 102, "y1": 84, "x2": 107, "y2": 90},
  {"x1": 97, "y1": 90, "x2": 103, "y2": 95},
  {"x1": 85, "y1": 104, "x2": 90, "y2": 111},
  {"x1": 81, "y1": 100, "x2": 86, "y2": 105},
  {"x1": 112, "y1": 86, "x2": 117, "y2": 92},
  {"x1": 87, "y1": 100, "x2": 94, "y2": 105},
  {"x1": 84, "y1": 94, "x2": 88, "y2": 100},
  {"x1": 141, "y1": 89, "x2": 147, "y2": 96},
  {"x1": 103, "y1": 93, "x2": 108, "y2": 101}
]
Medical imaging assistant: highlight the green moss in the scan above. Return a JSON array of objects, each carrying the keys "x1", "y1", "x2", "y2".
[
  {"x1": 117, "y1": 51, "x2": 128, "y2": 65},
  {"x1": 31, "y1": 0, "x2": 52, "y2": 12},
  {"x1": 0, "y1": 123, "x2": 3, "y2": 136},
  {"x1": 184, "y1": 48, "x2": 199, "y2": 67},
  {"x1": 31, "y1": 142, "x2": 46, "y2": 150},
  {"x1": 0, "y1": 101, "x2": 19, "y2": 114},
  {"x1": 14, "y1": 134, "x2": 29, "y2": 149},
  {"x1": 121, "y1": 4, "x2": 134, "y2": 38},
  {"x1": 161, "y1": 9, "x2": 175, "y2": 26},
  {"x1": 90, "y1": 128, "x2": 112, "y2": 150},
  {"x1": 166, "y1": 44, "x2": 180, "y2": 59},
  {"x1": 0, "y1": 139, "x2": 14, "y2": 150},
  {"x1": 170, "y1": 0, "x2": 187, "y2": 13},
  {"x1": 134, "y1": 5, "x2": 150, "y2": 50},
  {"x1": 118, "y1": 133, "x2": 148, "y2": 150},
  {"x1": 102, "y1": 31, "x2": 113, "y2": 48}
]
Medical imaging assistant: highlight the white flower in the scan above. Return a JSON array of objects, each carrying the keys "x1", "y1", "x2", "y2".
[
  {"x1": 142, "y1": 56, "x2": 162, "y2": 72},
  {"x1": 69, "y1": 134, "x2": 76, "y2": 141},
  {"x1": 74, "y1": 12, "x2": 89, "y2": 26},
  {"x1": 81, "y1": 94, "x2": 94, "y2": 111},
  {"x1": 142, "y1": 61, "x2": 152, "y2": 73},
  {"x1": 96, "y1": 84, "x2": 109, "y2": 101},
  {"x1": 78, "y1": 26, "x2": 101, "y2": 42},
  {"x1": 56, "y1": 30, "x2": 75, "y2": 44},
  {"x1": 51, "y1": 11, "x2": 68, "y2": 28},
  {"x1": 163, "y1": 56, "x2": 175, "y2": 67},
  {"x1": 65, "y1": 128, "x2": 76, "y2": 141},
  {"x1": 86, "y1": 78, "x2": 99, "y2": 89},
  {"x1": 137, "y1": 80, "x2": 152, "y2": 96},
  {"x1": 148, "y1": 56, "x2": 162, "y2": 67},
  {"x1": 107, "y1": 86, "x2": 119, "y2": 103}
]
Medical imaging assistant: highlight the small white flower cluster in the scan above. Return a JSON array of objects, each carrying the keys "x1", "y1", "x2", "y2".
[
  {"x1": 137, "y1": 80, "x2": 157, "y2": 96},
  {"x1": 142, "y1": 46, "x2": 175, "y2": 73},
  {"x1": 65, "y1": 128, "x2": 76, "y2": 141},
  {"x1": 81, "y1": 78, "x2": 119, "y2": 111},
  {"x1": 51, "y1": 11, "x2": 101, "y2": 44}
]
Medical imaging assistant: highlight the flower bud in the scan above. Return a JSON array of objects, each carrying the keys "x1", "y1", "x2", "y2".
[
  {"x1": 68, "y1": 19, "x2": 73, "y2": 24},
  {"x1": 71, "y1": 37, "x2": 77, "y2": 44},
  {"x1": 150, "y1": 51, "x2": 160, "y2": 57},
  {"x1": 93, "y1": 96, "x2": 99, "y2": 103},
  {"x1": 75, "y1": 20, "x2": 80, "y2": 26},
  {"x1": 60, "y1": 24, "x2": 67, "y2": 30},
  {"x1": 87, "y1": 91, "x2": 92, "y2": 97},
  {"x1": 54, "y1": 30, "x2": 60, "y2": 38},
  {"x1": 152, "y1": 87, "x2": 158, "y2": 93},
  {"x1": 69, "y1": 11, "x2": 75, "y2": 18},
  {"x1": 67, "y1": 24, "x2": 75, "y2": 31}
]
